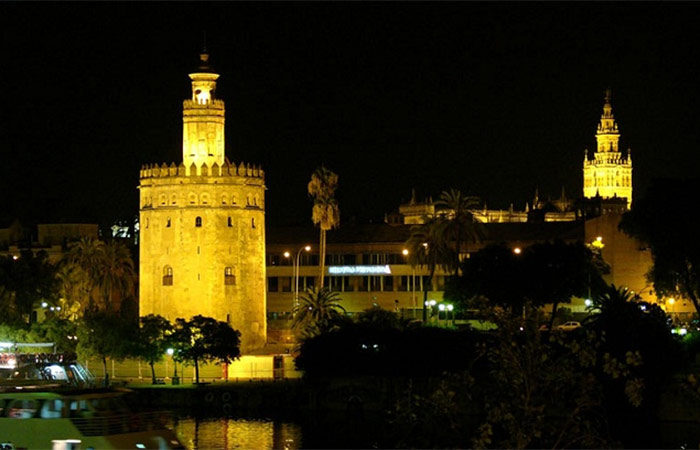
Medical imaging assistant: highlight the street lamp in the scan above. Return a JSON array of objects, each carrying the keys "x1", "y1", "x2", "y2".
[
  {"x1": 292, "y1": 246, "x2": 311, "y2": 314},
  {"x1": 447, "y1": 303, "x2": 454, "y2": 326},
  {"x1": 402, "y1": 249, "x2": 417, "y2": 318},
  {"x1": 167, "y1": 348, "x2": 179, "y2": 385}
]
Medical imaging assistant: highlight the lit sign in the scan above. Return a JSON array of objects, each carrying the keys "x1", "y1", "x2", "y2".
[{"x1": 328, "y1": 265, "x2": 392, "y2": 275}]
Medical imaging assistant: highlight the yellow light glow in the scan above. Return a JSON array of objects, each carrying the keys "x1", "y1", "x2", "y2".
[
  {"x1": 513, "y1": 247, "x2": 522, "y2": 255},
  {"x1": 304, "y1": 245, "x2": 311, "y2": 252},
  {"x1": 596, "y1": 236, "x2": 603, "y2": 242},
  {"x1": 668, "y1": 298, "x2": 675, "y2": 305},
  {"x1": 402, "y1": 249, "x2": 409, "y2": 256},
  {"x1": 283, "y1": 252, "x2": 290, "y2": 258}
]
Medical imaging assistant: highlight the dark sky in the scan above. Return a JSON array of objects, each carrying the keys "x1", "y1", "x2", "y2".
[{"x1": 2, "y1": 3, "x2": 700, "y2": 227}]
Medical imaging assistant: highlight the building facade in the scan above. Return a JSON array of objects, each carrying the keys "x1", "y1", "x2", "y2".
[
  {"x1": 583, "y1": 89, "x2": 633, "y2": 208},
  {"x1": 139, "y1": 52, "x2": 267, "y2": 352}
]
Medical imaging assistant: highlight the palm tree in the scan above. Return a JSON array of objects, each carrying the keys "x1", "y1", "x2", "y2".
[
  {"x1": 406, "y1": 218, "x2": 453, "y2": 322},
  {"x1": 308, "y1": 166, "x2": 340, "y2": 288},
  {"x1": 293, "y1": 287, "x2": 346, "y2": 334},
  {"x1": 435, "y1": 189, "x2": 483, "y2": 276},
  {"x1": 96, "y1": 241, "x2": 136, "y2": 312},
  {"x1": 63, "y1": 238, "x2": 135, "y2": 312}
]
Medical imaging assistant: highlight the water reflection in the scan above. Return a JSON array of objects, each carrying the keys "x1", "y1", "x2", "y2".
[{"x1": 172, "y1": 416, "x2": 302, "y2": 450}]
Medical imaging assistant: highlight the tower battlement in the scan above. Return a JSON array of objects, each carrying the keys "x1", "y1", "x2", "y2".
[{"x1": 139, "y1": 161, "x2": 264, "y2": 180}]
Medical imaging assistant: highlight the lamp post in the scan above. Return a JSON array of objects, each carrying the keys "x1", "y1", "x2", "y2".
[
  {"x1": 447, "y1": 303, "x2": 454, "y2": 327},
  {"x1": 167, "y1": 348, "x2": 179, "y2": 385},
  {"x1": 438, "y1": 303, "x2": 445, "y2": 326},
  {"x1": 293, "y1": 246, "x2": 311, "y2": 314},
  {"x1": 402, "y1": 249, "x2": 417, "y2": 318}
]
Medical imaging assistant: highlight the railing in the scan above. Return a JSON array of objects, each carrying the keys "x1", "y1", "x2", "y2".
[{"x1": 69, "y1": 410, "x2": 170, "y2": 436}]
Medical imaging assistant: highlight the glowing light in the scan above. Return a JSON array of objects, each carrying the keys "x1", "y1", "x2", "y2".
[
  {"x1": 166, "y1": 348, "x2": 174, "y2": 356},
  {"x1": 680, "y1": 328, "x2": 688, "y2": 336},
  {"x1": 584, "y1": 299, "x2": 592, "y2": 307},
  {"x1": 304, "y1": 245, "x2": 311, "y2": 252},
  {"x1": 429, "y1": 300, "x2": 437, "y2": 306},
  {"x1": 402, "y1": 249, "x2": 409, "y2": 256},
  {"x1": 668, "y1": 298, "x2": 675, "y2": 305},
  {"x1": 438, "y1": 304, "x2": 446, "y2": 311},
  {"x1": 447, "y1": 304, "x2": 454, "y2": 311},
  {"x1": 422, "y1": 243, "x2": 428, "y2": 248},
  {"x1": 596, "y1": 236, "x2": 603, "y2": 242},
  {"x1": 513, "y1": 247, "x2": 522, "y2": 255},
  {"x1": 12, "y1": 255, "x2": 18, "y2": 260},
  {"x1": 283, "y1": 252, "x2": 290, "y2": 258},
  {"x1": 41, "y1": 302, "x2": 48, "y2": 308},
  {"x1": 328, "y1": 265, "x2": 391, "y2": 275}
]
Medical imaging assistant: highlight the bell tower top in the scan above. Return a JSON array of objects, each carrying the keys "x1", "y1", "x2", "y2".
[
  {"x1": 182, "y1": 51, "x2": 225, "y2": 170},
  {"x1": 595, "y1": 88, "x2": 620, "y2": 152}
]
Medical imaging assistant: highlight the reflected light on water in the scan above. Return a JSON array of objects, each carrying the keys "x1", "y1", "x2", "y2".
[{"x1": 172, "y1": 417, "x2": 302, "y2": 450}]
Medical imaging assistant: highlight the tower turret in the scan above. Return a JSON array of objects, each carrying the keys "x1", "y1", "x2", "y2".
[
  {"x1": 583, "y1": 89, "x2": 633, "y2": 209},
  {"x1": 182, "y1": 51, "x2": 225, "y2": 171}
]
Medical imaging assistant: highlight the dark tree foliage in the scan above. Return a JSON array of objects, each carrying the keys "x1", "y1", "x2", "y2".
[
  {"x1": 77, "y1": 310, "x2": 132, "y2": 386},
  {"x1": 620, "y1": 177, "x2": 700, "y2": 314},
  {"x1": 585, "y1": 284, "x2": 681, "y2": 448},
  {"x1": 523, "y1": 240, "x2": 606, "y2": 328},
  {"x1": 446, "y1": 242, "x2": 606, "y2": 320},
  {"x1": 445, "y1": 244, "x2": 527, "y2": 313},
  {"x1": 295, "y1": 309, "x2": 476, "y2": 378},
  {"x1": 171, "y1": 315, "x2": 241, "y2": 384},
  {"x1": 0, "y1": 250, "x2": 59, "y2": 325},
  {"x1": 30, "y1": 317, "x2": 78, "y2": 354},
  {"x1": 132, "y1": 314, "x2": 174, "y2": 384}
]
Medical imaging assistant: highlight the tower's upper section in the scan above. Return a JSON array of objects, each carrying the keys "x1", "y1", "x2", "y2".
[
  {"x1": 583, "y1": 89, "x2": 632, "y2": 209},
  {"x1": 183, "y1": 51, "x2": 226, "y2": 170},
  {"x1": 595, "y1": 88, "x2": 620, "y2": 152}
]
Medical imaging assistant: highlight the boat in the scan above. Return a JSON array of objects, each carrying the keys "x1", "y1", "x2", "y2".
[
  {"x1": 0, "y1": 386, "x2": 184, "y2": 449},
  {"x1": 0, "y1": 346, "x2": 183, "y2": 449}
]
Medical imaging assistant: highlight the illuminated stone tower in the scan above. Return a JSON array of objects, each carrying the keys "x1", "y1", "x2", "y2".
[
  {"x1": 139, "y1": 52, "x2": 267, "y2": 352},
  {"x1": 583, "y1": 89, "x2": 633, "y2": 208}
]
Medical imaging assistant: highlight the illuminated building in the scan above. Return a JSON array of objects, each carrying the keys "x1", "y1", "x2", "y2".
[
  {"x1": 138, "y1": 51, "x2": 267, "y2": 352},
  {"x1": 0, "y1": 220, "x2": 98, "y2": 262},
  {"x1": 583, "y1": 89, "x2": 633, "y2": 208}
]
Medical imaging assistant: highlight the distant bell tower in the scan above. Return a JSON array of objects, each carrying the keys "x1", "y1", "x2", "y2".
[
  {"x1": 139, "y1": 51, "x2": 267, "y2": 353},
  {"x1": 183, "y1": 51, "x2": 225, "y2": 171},
  {"x1": 582, "y1": 89, "x2": 633, "y2": 208}
]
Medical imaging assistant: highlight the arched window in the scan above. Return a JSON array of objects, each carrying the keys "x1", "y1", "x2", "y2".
[
  {"x1": 163, "y1": 266, "x2": 173, "y2": 286},
  {"x1": 201, "y1": 193, "x2": 210, "y2": 205},
  {"x1": 195, "y1": 217, "x2": 202, "y2": 227},
  {"x1": 159, "y1": 194, "x2": 167, "y2": 206},
  {"x1": 227, "y1": 217, "x2": 233, "y2": 227},
  {"x1": 225, "y1": 266, "x2": 236, "y2": 285},
  {"x1": 171, "y1": 194, "x2": 178, "y2": 205},
  {"x1": 188, "y1": 193, "x2": 197, "y2": 205},
  {"x1": 221, "y1": 194, "x2": 228, "y2": 205}
]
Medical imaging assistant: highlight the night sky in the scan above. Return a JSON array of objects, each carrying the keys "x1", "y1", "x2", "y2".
[{"x1": 2, "y1": 3, "x2": 700, "y2": 228}]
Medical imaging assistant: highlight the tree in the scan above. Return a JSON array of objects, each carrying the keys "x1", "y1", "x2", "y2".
[
  {"x1": 308, "y1": 166, "x2": 340, "y2": 288},
  {"x1": 292, "y1": 287, "x2": 346, "y2": 335},
  {"x1": 77, "y1": 310, "x2": 131, "y2": 386},
  {"x1": 95, "y1": 240, "x2": 136, "y2": 313},
  {"x1": 523, "y1": 240, "x2": 604, "y2": 329},
  {"x1": 63, "y1": 237, "x2": 135, "y2": 313},
  {"x1": 446, "y1": 243, "x2": 526, "y2": 314},
  {"x1": 171, "y1": 315, "x2": 241, "y2": 384},
  {"x1": 434, "y1": 189, "x2": 483, "y2": 276},
  {"x1": 620, "y1": 178, "x2": 700, "y2": 314},
  {"x1": 406, "y1": 218, "x2": 453, "y2": 321},
  {"x1": 0, "y1": 250, "x2": 60, "y2": 325},
  {"x1": 584, "y1": 284, "x2": 680, "y2": 447},
  {"x1": 133, "y1": 315, "x2": 174, "y2": 384}
]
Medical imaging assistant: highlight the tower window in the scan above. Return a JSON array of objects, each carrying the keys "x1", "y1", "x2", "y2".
[
  {"x1": 195, "y1": 217, "x2": 202, "y2": 227},
  {"x1": 225, "y1": 266, "x2": 236, "y2": 285},
  {"x1": 163, "y1": 266, "x2": 173, "y2": 286},
  {"x1": 251, "y1": 218, "x2": 256, "y2": 228},
  {"x1": 167, "y1": 218, "x2": 171, "y2": 228},
  {"x1": 228, "y1": 217, "x2": 233, "y2": 227}
]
